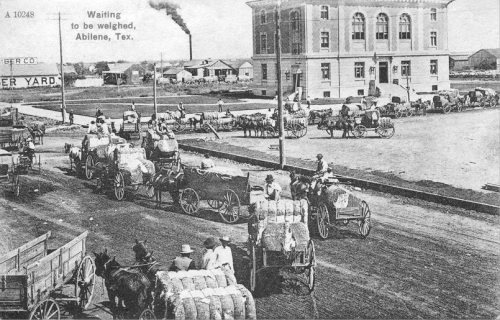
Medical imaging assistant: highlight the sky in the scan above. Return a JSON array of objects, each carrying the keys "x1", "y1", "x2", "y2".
[{"x1": 0, "y1": 0, "x2": 498, "y2": 63}]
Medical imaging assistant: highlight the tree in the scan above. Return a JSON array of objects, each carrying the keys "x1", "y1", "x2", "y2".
[{"x1": 94, "y1": 61, "x2": 110, "y2": 75}]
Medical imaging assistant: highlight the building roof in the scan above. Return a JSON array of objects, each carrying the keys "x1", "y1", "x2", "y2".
[
  {"x1": 224, "y1": 59, "x2": 253, "y2": 69},
  {"x1": 103, "y1": 63, "x2": 145, "y2": 74},
  {"x1": 183, "y1": 59, "x2": 213, "y2": 69},
  {"x1": 164, "y1": 68, "x2": 191, "y2": 75},
  {"x1": 449, "y1": 53, "x2": 471, "y2": 61},
  {"x1": 0, "y1": 63, "x2": 60, "y2": 77},
  {"x1": 475, "y1": 48, "x2": 500, "y2": 59}
]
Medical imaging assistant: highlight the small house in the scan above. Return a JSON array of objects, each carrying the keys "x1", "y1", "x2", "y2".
[
  {"x1": 102, "y1": 63, "x2": 146, "y2": 85},
  {"x1": 468, "y1": 49, "x2": 500, "y2": 71},
  {"x1": 164, "y1": 68, "x2": 193, "y2": 82}
]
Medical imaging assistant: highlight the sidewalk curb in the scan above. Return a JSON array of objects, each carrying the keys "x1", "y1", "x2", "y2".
[{"x1": 178, "y1": 142, "x2": 500, "y2": 216}]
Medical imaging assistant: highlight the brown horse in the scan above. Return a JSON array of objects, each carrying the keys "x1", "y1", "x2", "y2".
[
  {"x1": 151, "y1": 168, "x2": 184, "y2": 208},
  {"x1": 238, "y1": 113, "x2": 266, "y2": 137},
  {"x1": 289, "y1": 171, "x2": 312, "y2": 201},
  {"x1": 93, "y1": 250, "x2": 151, "y2": 319},
  {"x1": 132, "y1": 239, "x2": 164, "y2": 284}
]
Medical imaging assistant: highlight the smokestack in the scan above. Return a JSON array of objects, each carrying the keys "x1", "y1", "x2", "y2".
[{"x1": 189, "y1": 34, "x2": 192, "y2": 61}]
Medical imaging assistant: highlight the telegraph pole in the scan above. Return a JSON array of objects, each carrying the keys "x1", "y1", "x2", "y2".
[
  {"x1": 153, "y1": 63, "x2": 158, "y2": 119},
  {"x1": 275, "y1": 0, "x2": 285, "y2": 169},
  {"x1": 58, "y1": 12, "x2": 66, "y2": 123}
]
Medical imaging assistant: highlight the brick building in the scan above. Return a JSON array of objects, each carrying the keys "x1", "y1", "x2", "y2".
[{"x1": 247, "y1": 0, "x2": 453, "y2": 98}]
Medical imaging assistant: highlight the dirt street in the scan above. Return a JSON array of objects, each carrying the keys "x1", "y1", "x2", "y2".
[
  {"x1": 0, "y1": 135, "x2": 499, "y2": 319},
  {"x1": 186, "y1": 109, "x2": 500, "y2": 191}
]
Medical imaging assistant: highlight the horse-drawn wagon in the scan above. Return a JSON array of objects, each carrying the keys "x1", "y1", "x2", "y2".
[
  {"x1": 157, "y1": 112, "x2": 188, "y2": 133},
  {"x1": 431, "y1": 89, "x2": 465, "y2": 113},
  {"x1": 201, "y1": 112, "x2": 237, "y2": 132},
  {"x1": 0, "y1": 231, "x2": 95, "y2": 319},
  {"x1": 465, "y1": 87, "x2": 498, "y2": 108},
  {"x1": 179, "y1": 166, "x2": 254, "y2": 224},
  {"x1": 117, "y1": 110, "x2": 141, "y2": 140},
  {"x1": 0, "y1": 144, "x2": 41, "y2": 197},
  {"x1": 247, "y1": 199, "x2": 316, "y2": 294},
  {"x1": 0, "y1": 107, "x2": 31, "y2": 150},
  {"x1": 308, "y1": 179, "x2": 372, "y2": 239},
  {"x1": 72, "y1": 134, "x2": 127, "y2": 180},
  {"x1": 352, "y1": 109, "x2": 395, "y2": 139},
  {"x1": 94, "y1": 143, "x2": 156, "y2": 201}
]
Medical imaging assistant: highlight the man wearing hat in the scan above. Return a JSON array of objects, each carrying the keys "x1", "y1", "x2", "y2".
[
  {"x1": 23, "y1": 136, "x2": 36, "y2": 164},
  {"x1": 312, "y1": 154, "x2": 330, "y2": 194},
  {"x1": 264, "y1": 174, "x2": 282, "y2": 201},
  {"x1": 169, "y1": 244, "x2": 196, "y2": 271},
  {"x1": 215, "y1": 236, "x2": 233, "y2": 272},
  {"x1": 201, "y1": 237, "x2": 218, "y2": 270}
]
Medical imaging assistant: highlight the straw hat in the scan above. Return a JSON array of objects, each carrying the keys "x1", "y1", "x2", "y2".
[
  {"x1": 180, "y1": 244, "x2": 193, "y2": 254},
  {"x1": 219, "y1": 236, "x2": 230, "y2": 243},
  {"x1": 265, "y1": 174, "x2": 274, "y2": 182}
]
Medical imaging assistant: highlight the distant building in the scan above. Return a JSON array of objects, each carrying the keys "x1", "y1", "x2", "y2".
[
  {"x1": 226, "y1": 60, "x2": 254, "y2": 78},
  {"x1": 449, "y1": 53, "x2": 471, "y2": 71},
  {"x1": 247, "y1": 0, "x2": 453, "y2": 98},
  {"x1": 102, "y1": 63, "x2": 146, "y2": 85},
  {"x1": 468, "y1": 48, "x2": 500, "y2": 71},
  {"x1": 184, "y1": 59, "x2": 237, "y2": 78},
  {"x1": 164, "y1": 68, "x2": 193, "y2": 82},
  {"x1": 57, "y1": 64, "x2": 77, "y2": 76},
  {"x1": 0, "y1": 63, "x2": 61, "y2": 89},
  {"x1": 184, "y1": 60, "x2": 213, "y2": 77}
]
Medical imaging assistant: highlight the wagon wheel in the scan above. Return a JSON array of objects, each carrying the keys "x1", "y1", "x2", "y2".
[
  {"x1": 173, "y1": 121, "x2": 186, "y2": 133},
  {"x1": 317, "y1": 203, "x2": 330, "y2": 239},
  {"x1": 219, "y1": 189, "x2": 240, "y2": 224},
  {"x1": 249, "y1": 244, "x2": 257, "y2": 293},
  {"x1": 352, "y1": 125, "x2": 366, "y2": 139},
  {"x1": 292, "y1": 124, "x2": 307, "y2": 138},
  {"x1": 76, "y1": 256, "x2": 96, "y2": 310},
  {"x1": 306, "y1": 240, "x2": 316, "y2": 292},
  {"x1": 358, "y1": 201, "x2": 372, "y2": 238},
  {"x1": 457, "y1": 102, "x2": 463, "y2": 112},
  {"x1": 377, "y1": 125, "x2": 395, "y2": 139},
  {"x1": 114, "y1": 172, "x2": 125, "y2": 201},
  {"x1": 443, "y1": 104, "x2": 451, "y2": 114},
  {"x1": 202, "y1": 123, "x2": 211, "y2": 133},
  {"x1": 223, "y1": 122, "x2": 233, "y2": 131},
  {"x1": 29, "y1": 299, "x2": 61, "y2": 320},
  {"x1": 207, "y1": 199, "x2": 223, "y2": 209},
  {"x1": 85, "y1": 155, "x2": 95, "y2": 180},
  {"x1": 139, "y1": 308, "x2": 156, "y2": 320},
  {"x1": 180, "y1": 188, "x2": 200, "y2": 215},
  {"x1": 263, "y1": 126, "x2": 276, "y2": 138},
  {"x1": 395, "y1": 110, "x2": 402, "y2": 118}
]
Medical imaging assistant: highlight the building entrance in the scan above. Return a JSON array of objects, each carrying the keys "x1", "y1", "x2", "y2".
[{"x1": 379, "y1": 62, "x2": 389, "y2": 83}]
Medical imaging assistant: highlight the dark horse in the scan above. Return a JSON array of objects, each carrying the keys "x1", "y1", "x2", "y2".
[
  {"x1": 151, "y1": 167, "x2": 184, "y2": 208},
  {"x1": 132, "y1": 239, "x2": 164, "y2": 289},
  {"x1": 289, "y1": 171, "x2": 313, "y2": 201},
  {"x1": 93, "y1": 249, "x2": 151, "y2": 318}
]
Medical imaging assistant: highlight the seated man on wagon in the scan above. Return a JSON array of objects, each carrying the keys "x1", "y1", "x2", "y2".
[
  {"x1": 22, "y1": 136, "x2": 36, "y2": 165},
  {"x1": 264, "y1": 174, "x2": 282, "y2": 201},
  {"x1": 169, "y1": 244, "x2": 196, "y2": 272},
  {"x1": 311, "y1": 154, "x2": 329, "y2": 195}
]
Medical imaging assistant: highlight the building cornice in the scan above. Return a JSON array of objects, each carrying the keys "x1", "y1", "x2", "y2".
[
  {"x1": 251, "y1": 51, "x2": 450, "y2": 60},
  {"x1": 247, "y1": 0, "x2": 452, "y2": 8}
]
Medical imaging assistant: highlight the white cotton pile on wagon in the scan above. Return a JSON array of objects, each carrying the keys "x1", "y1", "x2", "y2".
[
  {"x1": 251, "y1": 199, "x2": 309, "y2": 251},
  {"x1": 203, "y1": 112, "x2": 220, "y2": 121},
  {"x1": 157, "y1": 139, "x2": 178, "y2": 153},
  {"x1": 83, "y1": 134, "x2": 110, "y2": 150},
  {"x1": 154, "y1": 270, "x2": 255, "y2": 320}
]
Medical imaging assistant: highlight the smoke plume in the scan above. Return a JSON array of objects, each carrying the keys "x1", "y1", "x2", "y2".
[{"x1": 149, "y1": 0, "x2": 190, "y2": 35}]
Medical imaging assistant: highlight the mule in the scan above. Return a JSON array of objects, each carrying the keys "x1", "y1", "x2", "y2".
[
  {"x1": 151, "y1": 168, "x2": 183, "y2": 208},
  {"x1": 93, "y1": 250, "x2": 151, "y2": 319}
]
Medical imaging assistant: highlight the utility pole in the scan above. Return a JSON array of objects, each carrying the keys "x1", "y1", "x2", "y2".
[
  {"x1": 160, "y1": 53, "x2": 163, "y2": 79},
  {"x1": 58, "y1": 12, "x2": 66, "y2": 123},
  {"x1": 153, "y1": 63, "x2": 158, "y2": 119},
  {"x1": 275, "y1": 0, "x2": 285, "y2": 169},
  {"x1": 406, "y1": 73, "x2": 410, "y2": 103}
]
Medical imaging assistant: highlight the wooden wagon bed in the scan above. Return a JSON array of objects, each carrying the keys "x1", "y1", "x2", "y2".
[{"x1": 0, "y1": 231, "x2": 95, "y2": 318}]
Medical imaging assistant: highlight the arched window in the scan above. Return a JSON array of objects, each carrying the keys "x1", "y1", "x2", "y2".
[
  {"x1": 260, "y1": 10, "x2": 266, "y2": 24},
  {"x1": 290, "y1": 11, "x2": 300, "y2": 31},
  {"x1": 430, "y1": 8, "x2": 437, "y2": 21},
  {"x1": 376, "y1": 13, "x2": 389, "y2": 40},
  {"x1": 399, "y1": 14, "x2": 411, "y2": 40},
  {"x1": 352, "y1": 13, "x2": 365, "y2": 40}
]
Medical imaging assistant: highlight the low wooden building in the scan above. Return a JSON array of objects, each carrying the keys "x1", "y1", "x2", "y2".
[
  {"x1": 468, "y1": 49, "x2": 500, "y2": 71},
  {"x1": 102, "y1": 63, "x2": 146, "y2": 85}
]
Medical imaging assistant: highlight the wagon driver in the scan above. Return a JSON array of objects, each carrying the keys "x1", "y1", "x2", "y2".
[
  {"x1": 311, "y1": 154, "x2": 329, "y2": 194},
  {"x1": 169, "y1": 244, "x2": 196, "y2": 271},
  {"x1": 177, "y1": 102, "x2": 186, "y2": 118},
  {"x1": 264, "y1": 174, "x2": 282, "y2": 201}
]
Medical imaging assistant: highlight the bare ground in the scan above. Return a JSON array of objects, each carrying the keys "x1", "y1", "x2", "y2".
[{"x1": 0, "y1": 134, "x2": 499, "y2": 319}]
